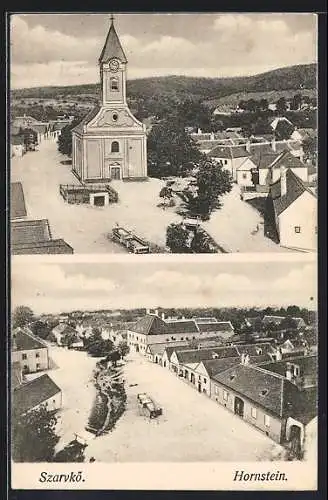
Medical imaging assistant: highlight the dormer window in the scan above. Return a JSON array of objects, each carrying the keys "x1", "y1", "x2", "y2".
[
  {"x1": 110, "y1": 77, "x2": 119, "y2": 91},
  {"x1": 260, "y1": 389, "x2": 269, "y2": 397}
]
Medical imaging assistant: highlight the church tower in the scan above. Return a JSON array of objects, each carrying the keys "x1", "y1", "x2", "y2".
[{"x1": 72, "y1": 15, "x2": 147, "y2": 183}]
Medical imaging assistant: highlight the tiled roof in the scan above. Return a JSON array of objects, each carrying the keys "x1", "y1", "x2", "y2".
[
  {"x1": 236, "y1": 343, "x2": 272, "y2": 356},
  {"x1": 259, "y1": 355, "x2": 318, "y2": 379},
  {"x1": 12, "y1": 327, "x2": 48, "y2": 351},
  {"x1": 11, "y1": 219, "x2": 51, "y2": 245},
  {"x1": 198, "y1": 321, "x2": 234, "y2": 333},
  {"x1": 52, "y1": 324, "x2": 77, "y2": 335},
  {"x1": 262, "y1": 315, "x2": 285, "y2": 325},
  {"x1": 12, "y1": 239, "x2": 74, "y2": 255},
  {"x1": 175, "y1": 346, "x2": 239, "y2": 365},
  {"x1": 13, "y1": 374, "x2": 61, "y2": 415},
  {"x1": 72, "y1": 105, "x2": 100, "y2": 135},
  {"x1": 147, "y1": 341, "x2": 189, "y2": 356},
  {"x1": 133, "y1": 315, "x2": 198, "y2": 336},
  {"x1": 199, "y1": 357, "x2": 241, "y2": 377},
  {"x1": 251, "y1": 151, "x2": 283, "y2": 170},
  {"x1": 99, "y1": 22, "x2": 127, "y2": 64},
  {"x1": 11, "y1": 182, "x2": 27, "y2": 219},
  {"x1": 213, "y1": 364, "x2": 290, "y2": 417},
  {"x1": 273, "y1": 150, "x2": 307, "y2": 169},
  {"x1": 270, "y1": 169, "x2": 316, "y2": 217}
]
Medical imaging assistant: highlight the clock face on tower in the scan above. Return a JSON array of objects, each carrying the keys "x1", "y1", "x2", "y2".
[{"x1": 109, "y1": 58, "x2": 120, "y2": 72}]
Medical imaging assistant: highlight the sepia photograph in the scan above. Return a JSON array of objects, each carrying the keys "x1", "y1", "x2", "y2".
[
  {"x1": 10, "y1": 13, "x2": 318, "y2": 254},
  {"x1": 11, "y1": 258, "x2": 317, "y2": 466}
]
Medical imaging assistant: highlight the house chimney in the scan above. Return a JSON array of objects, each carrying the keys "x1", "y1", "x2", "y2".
[
  {"x1": 272, "y1": 136, "x2": 276, "y2": 152},
  {"x1": 280, "y1": 166, "x2": 287, "y2": 197},
  {"x1": 246, "y1": 140, "x2": 251, "y2": 153},
  {"x1": 240, "y1": 353, "x2": 245, "y2": 365},
  {"x1": 161, "y1": 312, "x2": 165, "y2": 321},
  {"x1": 210, "y1": 132, "x2": 215, "y2": 141},
  {"x1": 197, "y1": 128, "x2": 202, "y2": 135},
  {"x1": 146, "y1": 308, "x2": 150, "y2": 315},
  {"x1": 155, "y1": 308, "x2": 159, "y2": 316},
  {"x1": 276, "y1": 348, "x2": 282, "y2": 361},
  {"x1": 286, "y1": 363, "x2": 293, "y2": 381}
]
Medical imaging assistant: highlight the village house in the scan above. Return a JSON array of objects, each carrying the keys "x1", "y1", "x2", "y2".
[
  {"x1": 13, "y1": 374, "x2": 62, "y2": 416},
  {"x1": 72, "y1": 17, "x2": 147, "y2": 183},
  {"x1": 51, "y1": 323, "x2": 79, "y2": 346},
  {"x1": 145, "y1": 341, "x2": 190, "y2": 364},
  {"x1": 169, "y1": 346, "x2": 239, "y2": 376},
  {"x1": 210, "y1": 355, "x2": 317, "y2": 447},
  {"x1": 207, "y1": 144, "x2": 250, "y2": 180},
  {"x1": 291, "y1": 127, "x2": 317, "y2": 143},
  {"x1": 12, "y1": 327, "x2": 49, "y2": 374},
  {"x1": 268, "y1": 167, "x2": 317, "y2": 251},
  {"x1": 127, "y1": 313, "x2": 234, "y2": 354}
]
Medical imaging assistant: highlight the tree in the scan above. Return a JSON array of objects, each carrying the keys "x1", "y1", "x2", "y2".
[
  {"x1": 106, "y1": 350, "x2": 121, "y2": 367},
  {"x1": 117, "y1": 341, "x2": 130, "y2": 359},
  {"x1": 87, "y1": 339, "x2": 114, "y2": 357},
  {"x1": 190, "y1": 229, "x2": 217, "y2": 253},
  {"x1": 259, "y1": 98, "x2": 268, "y2": 111},
  {"x1": 29, "y1": 320, "x2": 51, "y2": 340},
  {"x1": 276, "y1": 97, "x2": 288, "y2": 115},
  {"x1": 280, "y1": 317, "x2": 298, "y2": 330},
  {"x1": 302, "y1": 136, "x2": 317, "y2": 162},
  {"x1": 166, "y1": 223, "x2": 191, "y2": 253},
  {"x1": 186, "y1": 161, "x2": 232, "y2": 219},
  {"x1": 290, "y1": 93, "x2": 302, "y2": 111},
  {"x1": 54, "y1": 440, "x2": 87, "y2": 462},
  {"x1": 57, "y1": 118, "x2": 80, "y2": 157},
  {"x1": 12, "y1": 306, "x2": 35, "y2": 328},
  {"x1": 12, "y1": 407, "x2": 59, "y2": 462},
  {"x1": 147, "y1": 118, "x2": 203, "y2": 178}
]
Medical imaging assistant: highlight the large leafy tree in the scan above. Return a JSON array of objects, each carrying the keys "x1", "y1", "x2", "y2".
[
  {"x1": 186, "y1": 161, "x2": 232, "y2": 219},
  {"x1": 12, "y1": 407, "x2": 59, "y2": 462},
  {"x1": 166, "y1": 223, "x2": 191, "y2": 253},
  {"x1": 147, "y1": 118, "x2": 203, "y2": 178},
  {"x1": 12, "y1": 306, "x2": 35, "y2": 329},
  {"x1": 57, "y1": 118, "x2": 81, "y2": 157},
  {"x1": 117, "y1": 341, "x2": 130, "y2": 359}
]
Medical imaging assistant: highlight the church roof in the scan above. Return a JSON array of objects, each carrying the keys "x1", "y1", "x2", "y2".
[{"x1": 99, "y1": 21, "x2": 127, "y2": 64}]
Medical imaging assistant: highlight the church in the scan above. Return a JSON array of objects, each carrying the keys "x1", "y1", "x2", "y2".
[{"x1": 72, "y1": 17, "x2": 147, "y2": 182}]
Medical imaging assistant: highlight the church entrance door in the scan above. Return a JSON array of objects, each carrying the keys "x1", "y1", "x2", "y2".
[{"x1": 110, "y1": 167, "x2": 121, "y2": 180}]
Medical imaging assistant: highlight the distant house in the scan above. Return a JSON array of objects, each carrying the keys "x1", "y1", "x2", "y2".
[
  {"x1": 11, "y1": 134, "x2": 25, "y2": 157},
  {"x1": 12, "y1": 327, "x2": 49, "y2": 374},
  {"x1": 207, "y1": 144, "x2": 250, "y2": 181},
  {"x1": 236, "y1": 157, "x2": 258, "y2": 187},
  {"x1": 51, "y1": 323, "x2": 78, "y2": 346},
  {"x1": 169, "y1": 346, "x2": 239, "y2": 376},
  {"x1": 270, "y1": 150, "x2": 308, "y2": 184},
  {"x1": 268, "y1": 168, "x2": 317, "y2": 251},
  {"x1": 145, "y1": 341, "x2": 190, "y2": 364},
  {"x1": 291, "y1": 128, "x2": 317, "y2": 142},
  {"x1": 270, "y1": 116, "x2": 294, "y2": 134},
  {"x1": 13, "y1": 374, "x2": 62, "y2": 416}
]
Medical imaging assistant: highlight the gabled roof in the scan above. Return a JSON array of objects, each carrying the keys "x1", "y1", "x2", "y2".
[
  {"x1": 272, "y1": 150, "x2": 307, "y2": 170},
  {"x1": 262, "y1": 315, "x2": 285, "y2": 324},
  {"x1": 99, "y1": 21, "x2": 127, "y2": 64},
  {"x1": 260, "y1": 355, "x2": 318, "y2": 380},
  {"x1": 251, "y1": 151, "x2": 283, "y2": 170},
  {"x1": 147, "y1": 341, "x2": 189, "y2": 356},
  {"x1": 72, "y1": 105, "x2": 100, "y2": 135},
  {"x1": 198, "y1": 321, "x2": 234, "y2": 333},
  {"x1": 166, "y1": 320, "x2": 199, "y2": 335},
  {"x1": 174, "y1": 346, "x2": 239, "y2": 365},
  {"x1": 133, "y1": 314, "x2": 198, "y2": 336},
  {"x1": 52, "y1": 323, "x2": 77, "y2": 336},
  {"x1": 270, "y1": 168, "x2": 316, "y2": 217},
  {"x1": 236, "y1": 343, "x2": 272, "y2": 356},
  {"x1": 13, "y1": 374, "x2": 61, "y2": 415},
  {"x1": 199, "y1": 357, "x2": 240, "y2": 377},
  {"x1": 12, "y1": 327, "x2": 48, "y2": 351},
  {"x1": 212, "y1": 364, "x2": 290, "y2": 417},
  {"x1": 11, "y1": 182, "x2": 27, "y2": 219}
]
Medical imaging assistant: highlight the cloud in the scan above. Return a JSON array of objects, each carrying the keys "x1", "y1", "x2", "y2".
[{"x1": 272, "y1": 264, "x2": 317, "y2": 295}]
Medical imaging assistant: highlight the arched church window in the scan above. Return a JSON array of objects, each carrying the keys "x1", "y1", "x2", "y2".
[
  {"x1": 110, "y1": 77, "x2": 119, "y2": 91},
  {"x1": 111, "y1": 141, "x2": 119, "y2": 153}
]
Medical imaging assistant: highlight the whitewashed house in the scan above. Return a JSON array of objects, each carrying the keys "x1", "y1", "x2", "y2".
[{"x1": 269, "y1": 167, "x2": 317, "y2": 251}]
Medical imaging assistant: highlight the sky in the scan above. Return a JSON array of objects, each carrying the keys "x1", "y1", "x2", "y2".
[
  {"x1": 10, "y1": 13, "x2": 317, "y2": 89},
  {"x1": 11, "y1": 259, "x2": 317, "y2": 314}
]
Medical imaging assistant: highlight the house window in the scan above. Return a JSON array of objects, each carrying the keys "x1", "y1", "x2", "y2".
[
  {"x1": 110, "y1": 77, "x2": 119, "y2": 91},
  {"x1": 223, "y1": 390, "x2": 228, "y2": 401},
  {"x1": 224, "y1": 160, "x2": 228, "y2": 165},
  {"x1": 203, "y1": 378, "x2": 207, "y2": 384},
  {"x1": 294, "y1": 226, "x2": 301, "y2": 233},
  {"x1": 242, "y1": 173, "x2": 247, "y2": 179},
  {"x1": 251, "y1": 407, "x2": 257, "y2": 419},
  {"x1": 111, "y1": 141, "x2": 119, "y2": 153},
  {"x1": 53, "y1": 399, "x2": 56, "y2": 404},
  {"x1": 215, "y1": 386, "x2": 220, "y2": 395},
  {"x1": 264, "y1": 415, "x2": 271, "y2": 427},
  {"x1": 23, "y1": 365, "x2": 28, "y2": 371},
  {"x1": 35, "y1": 352, "x2": 40, "y2": 358},
  {"x1": 294, "y1": 365, "x2": 300, "y2": 377},
  {"x1": 22, "y1": 353, "x2": 27, "y2": 360},
  {"x1": 36, "y1": 363, "x2": 40, "y2": 370}
]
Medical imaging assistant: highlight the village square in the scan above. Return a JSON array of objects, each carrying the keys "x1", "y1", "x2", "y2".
[{"x1": 10, "y1": 14, "x2": 317, "y2": 254}]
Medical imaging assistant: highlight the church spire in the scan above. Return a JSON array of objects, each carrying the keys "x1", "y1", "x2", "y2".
[{"x1": 99, "y1": 14, "x2": 127, "y2": 64}]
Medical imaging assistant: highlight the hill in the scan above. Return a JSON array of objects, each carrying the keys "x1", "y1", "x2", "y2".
[{"x1": 11, "y1": 63, "x2": 316, "y2": 104}]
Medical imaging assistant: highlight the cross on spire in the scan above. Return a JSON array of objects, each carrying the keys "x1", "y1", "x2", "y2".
[{"x1": 110, "y1": 13, "x2": 115, "y2": 25}]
